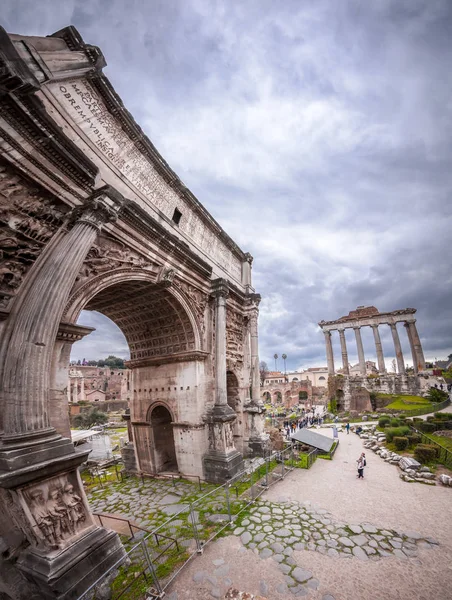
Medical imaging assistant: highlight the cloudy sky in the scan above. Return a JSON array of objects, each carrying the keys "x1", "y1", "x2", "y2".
[{"x1": 4, "y1": 0, "x2": 452, "y2": 370}]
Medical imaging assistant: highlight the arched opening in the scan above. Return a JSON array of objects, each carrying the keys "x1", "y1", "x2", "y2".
[
  {"x1": 262, "y1": 391, "x2": 271, "y2": 402},
  {"x1": 149, "y1": 405, "x2": 178, "y2": 473},
  {"x1": 274, "y1": 391, "x2": 282, "y2": 403},
  {"x1": 318, "y1": 376, "x2": 326, "y2": 381},
  {"x1": 336, "y1": 389, "x2": 345, "y2": 412},
  {"x1": 52, "y1": 274, "x2": 201, "y2": 476}
]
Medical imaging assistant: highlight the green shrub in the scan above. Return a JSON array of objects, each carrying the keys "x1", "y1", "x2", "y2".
[
  {"x1": 385, "y1": 426, "x2": 411, "y2": 443},
  {"x1": 419, "y1": 422, "x2": 437, "y2": 433},
  {"x1": 414, "y1": 444, "x2": 438, "y2": 464},
  {"x1": 413, "y1": 417, "x2": 423, "y2": 423},
  {"x1": 398, "y1": 414, "x2": 407, "y2": 421},
  {"x1": 378, "y1": 417, "x2": 390, "y2": 428},
  {"x1": 406, "y1": 433, "x2": 422, "y2": 446},
  {"x1": 426, "y1": 416, "x2": 435, "y2": 423},
  {"x1": 390, "y1": 418, "x2": 401, "y2": 427},
  {"x1": 394, "y1": 436, "x2": 409, "y2": 451},
  {"x1": 426, "y1": 388, "x2": 448, "y2": 403},
  {"x1": 434, "y1": 412, "x2": 450, "y2": 420}
]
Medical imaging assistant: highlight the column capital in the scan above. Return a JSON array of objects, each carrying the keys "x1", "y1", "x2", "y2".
[
  {"x1": 248, "y1": 292, "x2": 261, "y2": 308},
  {"x1": 352, "y1": 326, "x2": 361, "y2": 331},
  {"x1": 211, "y1": 278, "x2": 229, "y2": 299},
  {"x1": 244, "y1": 252, "x2": 254, "y2": 265},
  {"x1": 70, "y1": 186, "x2": 127, "y2": 231},
  {"x1": 370, "y1": 323, "x2": 379, "y2": 329},
  {"x1": 404, "y1": 319, "x2": 416, "y2": 326},
  {"x1": 323, "y1": 330, "x2": 332, "y2": 338}
]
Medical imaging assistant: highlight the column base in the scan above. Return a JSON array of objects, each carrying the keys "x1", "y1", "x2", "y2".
[
  {"x1": 247, "y1": 435, "x2": 269, "y2": 458},
  {"x1": 203, "y1": 450, "x2": 244, "y2": 484},
  {"x1": 17, "y1": 526, "x2": 125, "y2": 599},
  {"x1": 120, "y1": 442, "x2": 138, "y2": 474}
]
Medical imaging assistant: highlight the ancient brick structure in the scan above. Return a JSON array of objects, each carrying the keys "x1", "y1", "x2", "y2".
[{"x1": 0, "y1": 26, "x2": 266, "y2": 599}]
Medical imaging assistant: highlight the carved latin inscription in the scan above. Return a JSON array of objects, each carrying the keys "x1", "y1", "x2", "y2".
[{"x1": 49, "y1": 80, "x2": 242, "y2": 281}]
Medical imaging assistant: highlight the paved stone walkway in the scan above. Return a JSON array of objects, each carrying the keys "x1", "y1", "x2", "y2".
[{"x1": 166, "y1": 428, "x2": 452, "y2": 599}]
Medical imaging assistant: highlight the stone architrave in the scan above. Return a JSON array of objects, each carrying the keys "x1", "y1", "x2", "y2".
[
  {"x1": 324, "y1": 331, "x2": 335, "y2": 375},
  {"x1": 203, "y1": 279, "x2": 244, "y2": 483},
  {"x1": 371, "y1": 325, "x2": 386, "y2": 374},
  {"x1": 0, "y1": 188, "x2": 127, "y2": 598},
  {"x1": 353, "y1": 327, "x2": 366, "y2": 376},
  {"x1": 338, "y1": 329, "x2": 349, "y2": 374},
  {"x1": 389, "y1": 323, "x2": 405, "y2": 374}
]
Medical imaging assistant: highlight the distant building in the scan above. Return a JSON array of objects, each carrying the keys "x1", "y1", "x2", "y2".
[
  {"x1": 347, "y1": 361, "x2": 378, "y2": 376},
  {"x1": 435, "y1": 354, "x2": 452, "y2": 371},
  {"x1": 263, "y1": 371, "x2": 287, "y2": 384},
  {"x1": 286, "y1": 367, "x2": 329, "y2": 388},
  {"x1": 68, "y1": 365, "x2": 131, "y2": 403}
]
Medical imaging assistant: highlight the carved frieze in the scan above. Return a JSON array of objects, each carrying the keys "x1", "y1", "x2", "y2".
[
  {"x1": 0, "y1": 160, "x2": 68, "y2": 308},
  {"x1": 17, "y1": 472, "x2": 92, "y2": 551},
  {"x1": 72, "y1": 233, "x2": 157, "y2": 293},
  {"x1": 226, "y1": 306, "x2": 245, "y2": 366},
  {"x1": 174, "y1": 278, "x2": 208, "y2": 335}
]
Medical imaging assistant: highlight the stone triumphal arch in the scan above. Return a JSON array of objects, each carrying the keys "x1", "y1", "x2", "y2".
[{"x1": 0, "y1": 26, "x2": 266, "y2": 599}]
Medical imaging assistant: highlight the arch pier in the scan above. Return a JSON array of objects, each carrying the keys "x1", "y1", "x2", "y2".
[{"x1": 0, "y1": 27, "x2": 266, "y2": 599}]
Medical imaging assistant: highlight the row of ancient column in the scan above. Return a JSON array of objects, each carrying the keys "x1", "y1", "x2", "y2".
[{"x1": 323, "y1": 320, "x2": 426, "y2": 376}]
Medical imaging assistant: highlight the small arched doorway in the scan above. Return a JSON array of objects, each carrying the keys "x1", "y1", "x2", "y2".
[
  {"x1": 150, "y1": 405, "x2": 178, "y2": 473},
  {"x1": 336, "y1": 389, "x2": 345, "y2": 412}
]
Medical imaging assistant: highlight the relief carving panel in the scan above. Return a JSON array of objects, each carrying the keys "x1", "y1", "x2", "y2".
[
  {"x1": 18, "y1": 472, "x2": 92, "y2": 551},
  {"x1": 0, "y1": 160, "x2": 68, "y2": 308}
]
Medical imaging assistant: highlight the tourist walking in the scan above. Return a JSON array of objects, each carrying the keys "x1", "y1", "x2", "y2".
[
  {"x1": 357, "y1": 454, "x2": 365, "y2": 479},
  {"x1": 346, "y1": 422, "x2": 350, "y2": 435}
]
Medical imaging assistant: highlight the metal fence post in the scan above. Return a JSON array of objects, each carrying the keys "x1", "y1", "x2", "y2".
[
  {"x1": 225, "y1": 484, "x2": 233, "y2": 525},
  {"x1": 141, "y1": 539, "x2": 164, "y2": 597},
  {"x1": 265, "y1": 456, "x2": 269, "y2": 487},
  {"x1": 190, "y1": 503, "x2": 203, "y2": 554},
  {"x1": 281, "y1": 453, "x2": 285, "y2": 479}
]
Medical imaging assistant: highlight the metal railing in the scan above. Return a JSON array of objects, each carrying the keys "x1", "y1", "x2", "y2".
[
  {"x1": 410, "y1": 426, "x2": 452, "y2": 469},
  {"x1": 77, "y1": 448, "x2": 302, "y2": 600}
]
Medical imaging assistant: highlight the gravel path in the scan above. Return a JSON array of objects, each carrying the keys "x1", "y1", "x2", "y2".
[{"x1": 167, "y1": 428, "x2": 452, "y2": 600}]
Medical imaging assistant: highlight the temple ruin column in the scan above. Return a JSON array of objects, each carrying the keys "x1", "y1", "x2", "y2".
[
  {"x1": 371, "y1": 324, "x2": 386, "y2": 373},
  {"x1": 338, "y1": 329, "x2": 349, "y2": 374},
  {"x1": 0, "y1": 187, "x2": 127, "y2": 598},
  {"x1": 354, "y1": 327, "x2": 366, "y2": 375},
  {"x1": 406, "y1": 320, "x2": 426, "y2": 371},
  {"x1": 203, "y1": 279, "x2": 244, "y2": 482},
  {"x1": 80, "y1": 376, "x2": 85, "y2": 401},
  {"x1": 324, "y1": 330, "x2": 335, "y2": 375},
  {"x1": 389, "y1": 323, "x2": 405, "y2": 374},
  {"x1": 404, "y1": 322, "x2": 419, "y2": 374}
]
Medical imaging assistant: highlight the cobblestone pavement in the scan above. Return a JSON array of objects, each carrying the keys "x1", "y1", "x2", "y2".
[{"x1": 166, "y1": 429, "x2": 452, "y2": 600}]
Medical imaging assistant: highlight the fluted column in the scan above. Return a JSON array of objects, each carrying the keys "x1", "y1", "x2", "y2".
[
  {"x1": 211, "y1": 278, "x2": 229, "y2": 407},
  {"x1": 0, "y1": 187, "x2": 126, "y2": 448},
  {"x1": 249, "y1": 293, "x2": 262, "y2": 403},
  {"x1": 404, "y1": 322, "x2": 418, "y2": 373},
  {"x1": 338, "y1": 329, "x2": 349, "y2": 374},
  {"x1": 371, "y1": 324, "x2": 386, "y2": 373},
  {"x1": 354, "y1": 327, "x2": 366, "y2": 375},
  {"x1": 389, "y1": 323, "x2": 405, "y2": 374},
  {"x1": 407, "y1": 320, "x2": 426, "y2": 371},
  {"x1": 323, "y1": 330, "x2": 335, "y2": 375}
]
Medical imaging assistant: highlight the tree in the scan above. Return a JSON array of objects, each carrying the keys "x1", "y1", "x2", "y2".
[
  {"x1": 259, "y1": 361, "x2": 269, "y2": 386},
  {"x1": 73, "y1": 408, "x2": 108, "y2": 429},
  {"x1": 299, "y1": 391, "x2": 308, "y2": 400},
  {"x1": 274, "y1": 353, "x2": 278, "y2": 371},
  {"x1": 282, "y1": 353, "x2": 287, "y2": 374},
  {"x1": 104, "y1": 355, "x2": 125, "y2": 368}
]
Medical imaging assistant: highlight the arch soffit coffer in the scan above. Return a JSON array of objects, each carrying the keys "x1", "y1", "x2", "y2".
[{"x1": 62, "y1": 269, "x2": 204, "y2": 353}]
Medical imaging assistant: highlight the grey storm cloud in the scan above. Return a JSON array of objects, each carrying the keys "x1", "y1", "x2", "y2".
[{"x1": 3, "y1": 0, "x2": 451, "y2": 368}]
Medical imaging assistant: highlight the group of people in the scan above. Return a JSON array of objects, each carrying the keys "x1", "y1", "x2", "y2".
[{"x1": 281, "y1": 414, "x2": 324, "y2": 439}]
